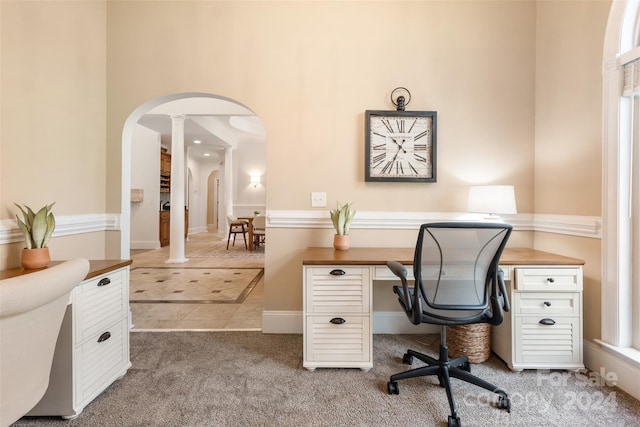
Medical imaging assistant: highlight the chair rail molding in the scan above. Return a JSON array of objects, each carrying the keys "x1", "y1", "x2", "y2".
[
  {"x1": 266, "y1": 210, "x2": 602, "y2": 239},
  {"x1": 0, "y1": 214, "x2": 120, "y2": 245},
  {"x1": 0, "y1": 211, "x2": 601, "y2": 245}
]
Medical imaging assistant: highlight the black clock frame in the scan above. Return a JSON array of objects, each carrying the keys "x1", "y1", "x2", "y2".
[{"x1": 364, "y1": 110, "x2": 437, "y2": 183}]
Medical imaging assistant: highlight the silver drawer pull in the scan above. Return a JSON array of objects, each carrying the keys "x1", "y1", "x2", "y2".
[
  {"x1": 330, "y1": 317, "x2": 346, "y2": 325},
  {"x1": 98, "y1": 277, "x2": 111, "y2": 287},
  {"x1": 539, "y1": 318, "x2": 556, "y2": 326},
  {"x1": 98, "y1": 331, "x2": 112, "y2": 342},
  {"x1": 546, "y1": 278, "x2": 555, "y2": 283},
  {"x1": 330, "y1": 269, "x2": 346, "y2": 276}
]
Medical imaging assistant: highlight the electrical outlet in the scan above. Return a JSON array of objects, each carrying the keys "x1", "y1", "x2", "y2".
[{"x1": 311, "y1": 192, "x2": 327, "y2": 208}]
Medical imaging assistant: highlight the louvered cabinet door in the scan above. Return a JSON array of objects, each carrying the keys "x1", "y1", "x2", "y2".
[
  {"x1": 303, "y1": 266, "x2": 373, "y2": 371},
  {"x1": 492, "y1": 266, "x2": 584, "y2": 372}
]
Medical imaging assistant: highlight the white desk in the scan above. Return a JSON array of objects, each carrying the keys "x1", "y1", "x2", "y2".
[
  {"x1": 301, "y1": 247, "x2": 584, "y2": 372},
  {"x1": 1, "y1": 260, "x2": 133, "y2": 419}
]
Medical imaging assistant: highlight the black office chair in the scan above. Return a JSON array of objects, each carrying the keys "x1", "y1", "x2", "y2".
[{"x1": 386, "y1": 222, "x2": 512, "y2": 427}]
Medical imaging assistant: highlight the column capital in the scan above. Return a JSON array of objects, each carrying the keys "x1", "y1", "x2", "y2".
[{"x1": 170, "y1": 114, "x2": 186, "y2": 121}]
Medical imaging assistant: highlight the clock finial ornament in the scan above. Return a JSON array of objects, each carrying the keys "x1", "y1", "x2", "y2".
[{"x1": 391, "y1": 87, "x2": 411, "y2": 111}]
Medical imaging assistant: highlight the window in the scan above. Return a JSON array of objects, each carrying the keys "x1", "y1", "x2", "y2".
[{"x1": 602, "y1": 1, "x2": 640, "y2": 359}]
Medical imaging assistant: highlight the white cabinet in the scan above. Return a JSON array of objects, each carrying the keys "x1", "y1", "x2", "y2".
[
  {"x1": 303, "y1": 266, "x2": 372, "y2": 371},
  {"x1": 301, "y1": 247, "x2": 584, "y2": 373},
  {"x1": 492, "y1": 266, "x2": 584, "y2": 372},
  {"x1": 28, "y1": 261, "x2": 132, "y2": 419}
]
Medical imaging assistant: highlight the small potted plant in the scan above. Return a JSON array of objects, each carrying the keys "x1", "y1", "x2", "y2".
[
  {"x1": 329, "y1": 202, "x2": 355, "y2": 250},
  {"x1": 15, "y1": 202, "x2": 56, "y2": 269}
]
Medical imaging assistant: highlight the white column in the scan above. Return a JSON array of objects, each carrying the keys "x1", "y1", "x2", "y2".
[
  {"x1": 167, "y1": 114, "x2": 188, "y2": 263},
  {"x1": 223, "y1": 147, "x2": 234, "y2": 235}
]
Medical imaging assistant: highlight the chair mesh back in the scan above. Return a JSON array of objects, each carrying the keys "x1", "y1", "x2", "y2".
[{"x1": 416, "y1": 223, "x2": 510, "y2": 311}]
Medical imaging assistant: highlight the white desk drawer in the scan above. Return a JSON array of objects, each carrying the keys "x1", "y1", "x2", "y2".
[
  {"x1": 374, "y1": 265, "x2": 413, "y2": 281},
  {"x1": 305, "y1": 315, "x2": 371, "y2": 363},
  {"x1": 76, "y1": 318, "x2": 128, "y2": 406},
  {"x1": 514, "y1": 316, "x2": 581, "y2": 365},
  {"x1": 74, "y1": 268, "x2": 127, "y2": 344},
  {"x1": 305, "y1": 267, "x2": 369, "y2": 313},
  {"x1": 514, "y1": 292, "x2": 580, "y2": 316},
  {"x1": 515, "y1": 268, "x2": 582, "y2": 291}
]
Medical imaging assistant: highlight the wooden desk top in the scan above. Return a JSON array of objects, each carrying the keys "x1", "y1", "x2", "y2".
[
  {"x1": 0, "y1": 259, "x2": 133, "y2": 281},
  {"x1": 302, "y1": 247, "x2": 584, "y2": 266}
]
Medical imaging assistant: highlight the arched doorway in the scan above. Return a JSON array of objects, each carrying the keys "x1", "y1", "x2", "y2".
[{"x1": 120, "y1": 92, "x2": 266, "y2": 258}]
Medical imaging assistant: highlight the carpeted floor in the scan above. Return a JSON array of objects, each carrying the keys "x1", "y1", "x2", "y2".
[
  {"x1": 130, "y1": 267, "x2": 263, "y2": 304},
  {"x1": 13, "y1": 332, "x2": 640, "y2": 427}
]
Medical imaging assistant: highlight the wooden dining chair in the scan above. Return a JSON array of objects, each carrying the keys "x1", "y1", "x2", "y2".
[{"x1": 226, "y1": 216, "x2": 248, "y2": 250}]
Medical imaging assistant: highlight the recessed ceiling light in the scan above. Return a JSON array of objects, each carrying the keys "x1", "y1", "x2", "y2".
[
  {"x1": 193, "y1": 140, "x2": 202, "y2": 144},
  {"x1": 204, "y1": 153, "x2": 210, "y2": 157}
]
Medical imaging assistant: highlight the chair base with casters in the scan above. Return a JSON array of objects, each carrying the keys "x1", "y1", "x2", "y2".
[
  {"x1": 387, "y1": 325, "x2": 510, "y2": 427},
  {"x1": 386, "y1": 222, "x2": 513, "y2": 427},
  {"x1": 226, "y1": 220, "x2": 248, "y2": 250}
]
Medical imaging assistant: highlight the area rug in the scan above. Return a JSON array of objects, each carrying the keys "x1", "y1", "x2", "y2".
[
  {"x1": 13, "y1": 332, "x2": 640, "y2": 427},
  {"x1": 186, "y1": 237, "x2": 265, "y2": 258},
  {"x1": 130, "y1": 267, "x2": 263, "y2": 304}
]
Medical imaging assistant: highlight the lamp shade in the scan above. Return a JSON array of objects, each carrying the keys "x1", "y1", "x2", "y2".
[{"x1": 467, "y1": 185, "x2": 517, "y2": 215}]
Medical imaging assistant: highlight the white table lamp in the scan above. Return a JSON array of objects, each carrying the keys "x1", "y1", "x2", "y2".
[{"x1": 467, "y1": 185, "x2": 517, "y2": 220}]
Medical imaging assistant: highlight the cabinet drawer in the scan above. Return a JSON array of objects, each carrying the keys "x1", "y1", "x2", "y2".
[
  {"x1": 74, "y1": 268, "x2": 128, "y2": 344},
  {"x1": 374, "y1": 265, "x2": 413, "y2": 281},
  {"x1": 514, "y1": 316, "x2": 581, "y2": 365},
  {"x1": 515, "y1": 268, "x2": 582, "y2": 291},
  {"x1": 305, "y1": 315, "x2": 371, "y2": 363},
  {"x1": 305, "y1": 267, "x2": 369, "y2": 313},
  {"x1": 514, "y1": 292, "x2": 580, "y2": 316},
  {"x1": 76, "y1": 318, "x2": 128, "y2": 406}
]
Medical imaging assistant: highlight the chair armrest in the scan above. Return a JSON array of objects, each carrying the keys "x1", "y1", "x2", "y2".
[
  {"x1": 387, "y1": 261, "x2": 419, "y2": 319},
  {"x1": 497, "y1": 268, "x2": 510, "y2": 312},
  {"x1": 386, "y1": 261, "x2": 407, "y2": 279}
]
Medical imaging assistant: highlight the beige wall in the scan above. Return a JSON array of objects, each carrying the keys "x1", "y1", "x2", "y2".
[
  {"x1": 104, "y1": 0, "x2": 536, "y2": 311},
  {"x1": 0, "y1": 0, "x2": 609, "y2": 338},
  {"x1": 533, "y1": 0, "x2": 610, "y2": 340},
  {"x1": 0, "y1": 0, "x2": 108, "y2": 269}
]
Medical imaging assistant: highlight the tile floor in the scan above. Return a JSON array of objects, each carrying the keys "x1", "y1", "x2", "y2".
[{"x1": 129, "y1": 231, "x2": 264, "y2": 331}]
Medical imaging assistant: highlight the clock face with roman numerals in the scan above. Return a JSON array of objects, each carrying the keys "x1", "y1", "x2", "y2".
[{"x1": 365, "y1": 110, "x2": 437, "y2": 182}]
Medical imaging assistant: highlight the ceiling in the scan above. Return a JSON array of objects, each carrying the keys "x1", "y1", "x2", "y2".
[{"x1": 136, "y1": 96, "x2": 266, "y2": 161}]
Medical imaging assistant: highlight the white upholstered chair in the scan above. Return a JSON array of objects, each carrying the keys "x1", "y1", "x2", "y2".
[
  {"x1": 0, "y1": 258, "x2": 90, "y2": 427},
  {"x1": 252, "y1": 215, "x2": 266, "y2": 248}
]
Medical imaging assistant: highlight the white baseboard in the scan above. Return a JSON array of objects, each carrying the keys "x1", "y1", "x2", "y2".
[
  {"x1": 189, "y1": 225, "x2": 208, "y2": 234},
  {"x1": 261, "y1": 310, "x2": 438, "y2": 335},
  {"x1": 584, "y1": 339, "x2": 640, "y2": 401},
  {"x1": 262, "y1": 311, "x2": 302, "y2": 334}
]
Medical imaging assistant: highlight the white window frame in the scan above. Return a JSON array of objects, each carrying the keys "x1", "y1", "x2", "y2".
[{"x1": 601, "y1": 0, "x2": 640, "y2": 361}]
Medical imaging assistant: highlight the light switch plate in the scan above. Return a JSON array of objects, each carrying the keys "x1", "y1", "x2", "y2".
[{"x1": 311, "y1": 192, "x2": 327, "y2": 208}]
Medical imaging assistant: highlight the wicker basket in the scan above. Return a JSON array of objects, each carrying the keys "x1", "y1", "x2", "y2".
[{"x1": 447, "y1": 323, "x2": 491, "y2": 363}]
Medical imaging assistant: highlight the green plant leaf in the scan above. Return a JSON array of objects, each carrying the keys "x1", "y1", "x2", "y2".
[
  {"x1": 329, "y1": 202, "x2": 355, "y2": 235},
  {"x1": 15, "y1": 203, "x2": 56, "y2": 249},
  {"x1": 31, "y1": 207, "x2": 48, "y2": 248},
  {"x1": 15, "y1": 217, "x2": 33, "y2": 249},
  {"x1": 42, "y1": 213, "x2": 55, "y2": 247}
]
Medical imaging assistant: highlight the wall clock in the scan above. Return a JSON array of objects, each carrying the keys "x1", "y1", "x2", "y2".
[{"x1": 365, "y1": 110, "x2": 437, "y2": 182}]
